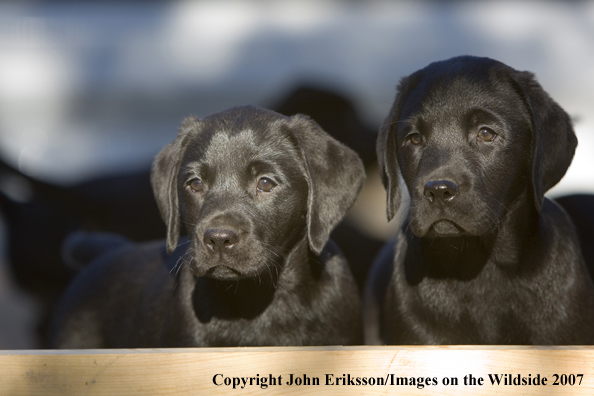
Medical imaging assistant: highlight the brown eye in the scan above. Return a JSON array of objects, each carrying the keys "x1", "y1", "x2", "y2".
[
  {"x1": 188, "y1": 178, "x2": 203, "y2": 192},
  {"x1": 257, "y1": 177, "x2": 276, "y2": 193},
  {"x1": 408, "y1": 133, "x2": 422, "y2": 145},
  {"x1": 477, "y1": 128, "x2": 497, "y2": 142}
]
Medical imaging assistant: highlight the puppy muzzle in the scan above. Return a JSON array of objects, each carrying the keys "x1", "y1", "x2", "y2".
[{"x1": 203, "y1": 228, "x2": 239, "y2": 253}]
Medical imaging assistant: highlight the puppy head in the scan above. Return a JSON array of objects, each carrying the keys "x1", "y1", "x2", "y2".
[
  {"x1": 378, "y1": 56, "x2": 576, "y2": 237},
  {"x1": 151, "y1": 106, "x2": 365, "y2": 280}
]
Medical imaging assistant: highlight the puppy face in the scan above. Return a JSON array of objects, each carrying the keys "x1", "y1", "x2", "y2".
[
  {"x1": 396, "y1": 69, "x2": 532, "y2": 237},
  {"x1": 152, "y1": 106, "x2": 365, "y2": 281},
  {"x1": 178, "y1": 120, "x2": 308, "y2": 280},
  {"x1": 378, "y1": 56, "x2": 577, "y2": 238}
]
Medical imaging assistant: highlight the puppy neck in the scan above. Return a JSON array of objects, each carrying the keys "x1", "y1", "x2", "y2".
[
  {"x1": 488, "y1": 191, "x2": 540, "y2": 267},
  {"x1": 190, "y1": 236, "x2": 316, "y2": 322},
  {"x1": 276, "y1": 236, "x2": 327, "y2": 289},
  {"x1": 404, "y1": 232, "x2": 491, "y2": 284},
  {"x1": 191, "y1": 273, "x2": 277, "y2": 322},
  {"x1": 404, "y1": 192, "x2": 541, "y2": 283}
]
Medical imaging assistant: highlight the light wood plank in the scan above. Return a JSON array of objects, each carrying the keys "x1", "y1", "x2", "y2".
[{"x1": 0, "y1": 346, "x2": 592, "y2": 395}]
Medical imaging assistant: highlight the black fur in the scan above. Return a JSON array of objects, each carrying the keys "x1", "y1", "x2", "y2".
[
  {"x1": 366, "y1": 56, "x2": 594, "y2": 344},
  {"x1": 554, "y1": 194, "x2": 594, "y2": 278},
  {"x1": 51, "y1": 106, "x2": 365, "y2": 347}
]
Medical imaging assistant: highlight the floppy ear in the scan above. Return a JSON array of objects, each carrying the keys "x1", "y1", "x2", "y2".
[
  {"x1": 151, "y1": 117, "x2": 197, "y2": 254},
  {"x1": 287, "y1": 115, "x2": 366, "y2": 255},
  {"x1": 514, "y1": 71, "x2": 577, "y2": 212},
  {"x1": 377, "y1": 76, "x2": 411, "y2": 221}
]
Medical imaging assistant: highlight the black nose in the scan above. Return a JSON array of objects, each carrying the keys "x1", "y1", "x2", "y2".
[
  {"x1": 203, "y1": 229, "x2": 239, "y2": 253},
  {"x1": 423, "y1": 180, "x2": 459, "y2": 203}
]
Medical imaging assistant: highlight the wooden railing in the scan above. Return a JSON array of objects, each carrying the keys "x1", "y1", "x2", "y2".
[{"x1": 1, "y1": 346, "x2": 592, "y2": 395}]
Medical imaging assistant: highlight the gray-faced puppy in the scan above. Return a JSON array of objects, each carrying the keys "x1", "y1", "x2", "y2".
[
  {"x1": 51, "y1": 106, "x2": 365, "y2": 348},
  {"x1": 365, "y1": 56, "x2": 594, "y2": 345}
]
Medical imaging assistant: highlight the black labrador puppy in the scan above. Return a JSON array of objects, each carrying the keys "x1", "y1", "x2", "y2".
[
  {"x1": 365, "y1": 56, "x2": 594, "y2": 345},
  {"x1": 51, "y1": 106, "x2": 365, "y2": 347}
]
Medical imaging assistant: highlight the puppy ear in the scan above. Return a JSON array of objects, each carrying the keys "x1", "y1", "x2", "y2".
[
  {"x1": 287, "y1": 115, "x2": 366, "y2": 255},
  {"x1": 151, "y1": 117, "x2": 197, "y2": 254},
  {"x1": 377, "y1": 76, "x2": 410, "y2": 221},
  {"x1": 515, "y1": 72, "x2": 577, "y2": 212}
]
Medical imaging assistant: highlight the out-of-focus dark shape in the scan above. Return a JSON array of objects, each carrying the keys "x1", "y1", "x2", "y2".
[
  {"x1": 62, "y1": 231, "x2": 131, "y2": 271},
  {"x1": 555, "y1": 194, "x2": 594, "y2": 278},
  {"x1": 0, "y1": 157, "x2": 165, "y2": 346},
  {"x1": 273, "y1": 85, "x2": 379, "y2": 167}
]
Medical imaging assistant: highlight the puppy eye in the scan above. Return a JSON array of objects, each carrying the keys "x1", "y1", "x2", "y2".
[
  {"x1": 257, "y1": 177, "x2": 276, "y2": 193},
  {"x1": 188, "y1": 178, "x2": 203, "y2": 193},
  {"x1": 477, "y1": 128, "x2": 497, "y2": 142},
  {"x1": 408, "y1": 133, "x2": 422, "y2": 145}
]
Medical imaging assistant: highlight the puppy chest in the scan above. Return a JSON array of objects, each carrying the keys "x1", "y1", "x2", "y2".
[{"x1": 406, "y1": 277, "x2": 537, "y2": 342}]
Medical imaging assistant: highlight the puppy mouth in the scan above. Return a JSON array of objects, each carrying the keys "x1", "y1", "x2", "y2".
[
  {"x1": 192, "y1": 262, "x2": 271, "y2": 281},
  {"x1": 427, "y1": 220, "x2": 465, "y2": 237},
  {"x1": 202, "y1": 265, "x2": 243, "y2": 281}
]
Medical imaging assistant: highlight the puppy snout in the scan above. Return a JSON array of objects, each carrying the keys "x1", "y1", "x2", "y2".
[
  {"x1": 423, "y1": 180, "x2": 459, "y2": 203},
  {"x1": 203, "y1": 229, "x2": 239, "y2": 253}
]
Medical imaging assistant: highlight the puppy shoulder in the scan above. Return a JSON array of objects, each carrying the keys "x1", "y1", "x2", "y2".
[
  {"x1": 540, "y1": 197, "x2": 579, "y2": 240},
  {"x1": 317, "y1": 237, "x2": 342, "y2": 258},
  {"x1": 316, "y1": 238, "x2": 352, "y2": 277},
  {"x1": 313, "y1": 238, "x2": 363, "y2": 344},
  {"x1": 538, "y1": 198, "x2": 587, "y2": 279}
]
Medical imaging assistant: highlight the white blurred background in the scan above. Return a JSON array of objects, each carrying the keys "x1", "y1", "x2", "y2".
[{"x1": 0, "y1": 0, "x2": 593, "y2": 348}]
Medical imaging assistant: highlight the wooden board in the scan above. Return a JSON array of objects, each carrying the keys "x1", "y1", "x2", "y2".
[{"x1": 0, "y1": 346, "x2": 592, "y2": 395}]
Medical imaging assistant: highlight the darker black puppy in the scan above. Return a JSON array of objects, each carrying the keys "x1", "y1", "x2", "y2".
[
  {"x1": 365, "y1": 56, "x2": 594, "y2": 344},
  {"x1": 51, "y1": 106, "x2": 365, "y2": 347}
]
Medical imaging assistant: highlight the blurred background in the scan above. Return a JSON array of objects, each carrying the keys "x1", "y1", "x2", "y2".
[{"x1": 0, "y1": 0, "x2": 593, "y2": 349}]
